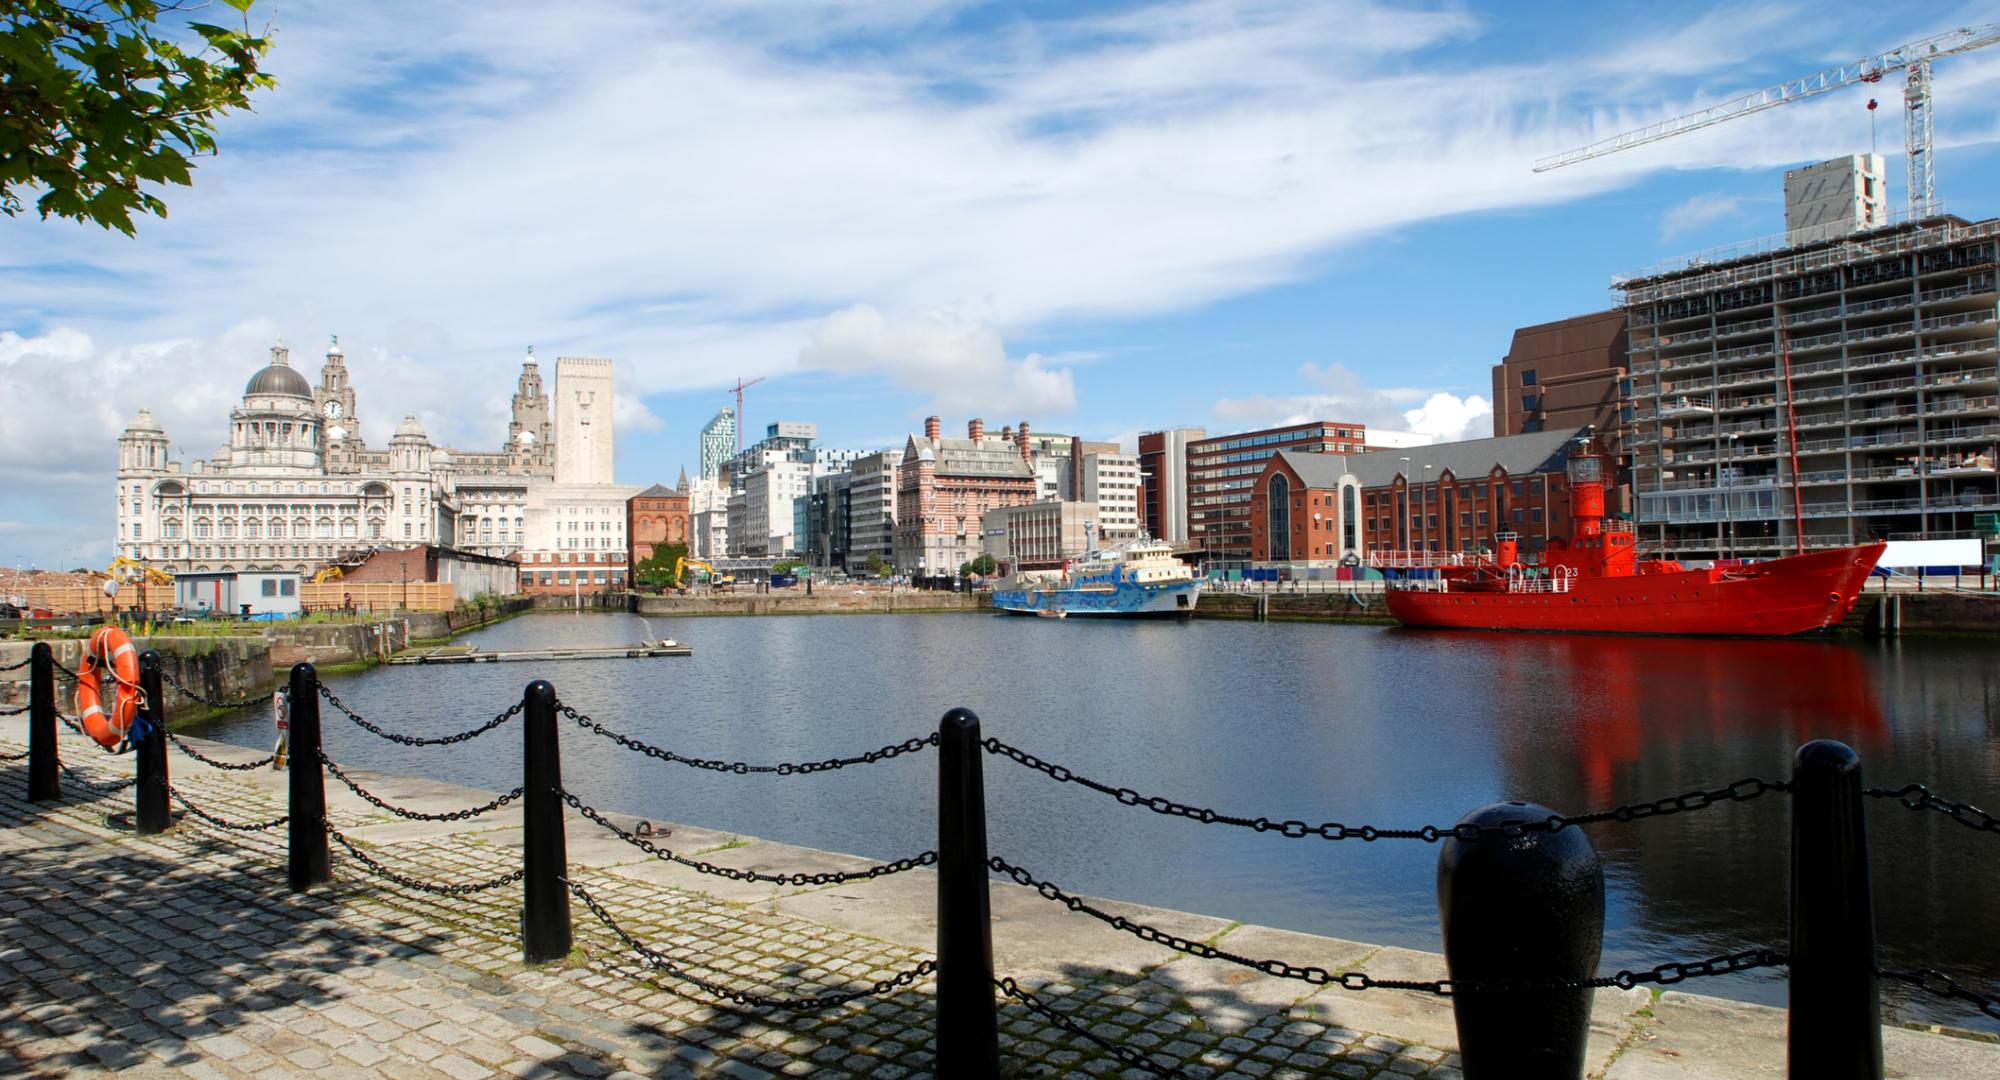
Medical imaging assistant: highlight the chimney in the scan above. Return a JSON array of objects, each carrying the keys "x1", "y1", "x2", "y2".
[
  {"x1": 1017, "y1": 421, "x2": 1031, "y2": 461},
  {"x1": 1000, "y1": 424, "x2": 1013, "y2": 443},
  {"x1": 969, "y1": 418, "x2": 984, "y2": 441},
  {"x1": 925, "y1": 415, "x2": 941, "y2": 441},
  {"x1": 1070, "y1": 434, "x2": 1084, "y2": 500}
]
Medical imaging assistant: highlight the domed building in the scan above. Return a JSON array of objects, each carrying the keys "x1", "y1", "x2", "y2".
[{"x1": 112, "y1": 338, "x2": 632, "y2": 582}]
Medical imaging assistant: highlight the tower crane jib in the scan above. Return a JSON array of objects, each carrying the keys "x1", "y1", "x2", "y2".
[{"x1": 1533, "y1": 23, "x2": 2000, "y2": 220}]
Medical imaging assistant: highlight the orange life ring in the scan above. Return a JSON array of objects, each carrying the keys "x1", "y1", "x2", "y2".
[{"x1": 76, "y1": 626, "x2": 144, "y2": 750}]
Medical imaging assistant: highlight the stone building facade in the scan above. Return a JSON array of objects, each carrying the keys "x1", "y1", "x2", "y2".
[
  {"x1": 115, "y1": 338, "x2": 630, "y2": 589},
  {"x1": 894, "y1": 417, "x2": 1038, "y2": 574}
]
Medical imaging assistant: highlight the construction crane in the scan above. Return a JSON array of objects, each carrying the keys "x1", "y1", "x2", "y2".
[
  {"x1": 1535, "y1": 24, "x2": 2000, "y2": 220},
  {"x1": 727, "y1": 375, "x2": 765, "y2": 453}
]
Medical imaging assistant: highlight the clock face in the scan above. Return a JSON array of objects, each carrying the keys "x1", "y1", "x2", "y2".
[{"x1": 323, "y1": 400, "x2": 343, "y2": 419}]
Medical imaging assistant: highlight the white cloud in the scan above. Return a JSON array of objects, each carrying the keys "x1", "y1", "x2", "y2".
[
  {"x1": 799, "y1": 304, "x2": 1077, "y2": 416},
  {"x1": 4, "y1": 1, "x2": 1993, "y2": 561},
  {"x1": 1210, "y1": 361, "x2": 1490, "y2": 446},
  {"x1": 1660, "y1": 193, "x2": 1746, "y2": 241}
]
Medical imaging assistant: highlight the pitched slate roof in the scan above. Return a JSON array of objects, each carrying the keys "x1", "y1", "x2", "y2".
[
  {"x1": 1271, "y1": 427, "x2": 1585, "y2": 489},
  {"x1": 636, "y1": 483, "x2": 677, "y2": 497}
]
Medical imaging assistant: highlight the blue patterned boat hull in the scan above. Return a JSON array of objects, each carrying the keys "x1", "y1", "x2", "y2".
[{"x1": 991, "y1": 579, "x2": 1201, "y2": 617}]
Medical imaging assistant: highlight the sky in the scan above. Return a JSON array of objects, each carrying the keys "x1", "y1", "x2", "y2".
[{"x1": 6, "y1": 0, "x2": 2000, "y2": 568}]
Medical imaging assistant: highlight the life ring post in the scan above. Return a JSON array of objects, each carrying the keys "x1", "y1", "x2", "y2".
[
  {"x1": 27, "y1": 642, "x2": 58, "y2": 802},
  {"x1": 133, "y1": 651, "x2": 171, "y2": 834},
  {"x1": 521, "y1": 679, "x2": 570, "y2": 963},
  {"x1": 288, "y1": 663, "x2": 330, "y2": 891}
]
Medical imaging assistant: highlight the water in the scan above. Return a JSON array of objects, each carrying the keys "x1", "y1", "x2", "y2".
[{"x1": 190, "y1": 612, "x2": 2000, "y2": 1031}]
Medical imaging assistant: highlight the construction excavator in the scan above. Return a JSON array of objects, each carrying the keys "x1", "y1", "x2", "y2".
[
  {"x1": 313, "y1": 565, "x2": 344, "y2": 585},
  {"x1": 104, "y1": 557, "x2": 172, "y2": 586},
  {"x1": 672, "y1": 556, "x2": 720, "y2": 585}
]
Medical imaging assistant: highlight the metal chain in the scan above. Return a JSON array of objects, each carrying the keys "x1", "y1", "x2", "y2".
[
  {"x1": 166, "y1": 731, "x2": 276, "y2": 771},
  {"x1": 1866, "y1": 784, "x2": 2000, "y2": 836},
  {"x1": 57, "y1": 711, "x2": 85, "y2": 737},
  {"x1": 563, "y1": 790, "x2": 936, "y2": 885},
  {"x1": 1878, "y1": 967, "x2": 2000, "y2": 1021},
  {"x1": 984, "y1": 737, "x2": 1788, "y2": 841},
  {"x1": 560, "y1": 703, "x2": 938, "y2": 775},
  {"x1": 0, "y1": 747, "x2": 28, "y2": 761},
  {"x1": 325, "y1": 824, "x2": 524, "y2": 895},
  {"x1": 566, "y1": 877, "x2": 936, "y2": 1009},
  {"x1": 166, "y1": 784, "x2": 288, "y2": 832},
  {"x1": 159, "y1": 669, "x2": 264, "y2": 710},
  {"x1": 0, "y1": 705, "x2": 25, "y2": 716},
  {"x1": 320, "y1": 684, "x2": 522, "y2": 747},
  {"x1": 52, "y1": 658, "x2": 78, "y2": 681},
  {"x1": 0, "y1": 656, "x2": 32, "y2": 672},
  {"x1": 994, "y1": 978, "x2": 1186, "y2": 1078},
  {"x1": 991, "y1": 855, "x2": 1785, "y2": 995},
  {"x1": 322, "y1": 751, "x2": 523, "y2": 821},
  {"x1": 57, "y1": 759, "x2": 138, "y2": 792}
]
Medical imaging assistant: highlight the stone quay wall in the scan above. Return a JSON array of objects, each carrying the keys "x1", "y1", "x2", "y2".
[
  {"x1": 632, "y1": 590, "x2": 984, "y2": 617},
  {"x1": 0, "y1": 635, "x2": 274, "y2": 720}
]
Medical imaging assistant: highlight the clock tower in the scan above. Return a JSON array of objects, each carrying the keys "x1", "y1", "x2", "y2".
[{"x1": 316, "y1": 334, "x2": 364, "y2": 469}]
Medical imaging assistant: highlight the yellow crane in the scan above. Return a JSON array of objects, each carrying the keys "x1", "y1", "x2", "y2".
[{"x1": 105, "y1": 557, "x2": 172, "y2": 586}]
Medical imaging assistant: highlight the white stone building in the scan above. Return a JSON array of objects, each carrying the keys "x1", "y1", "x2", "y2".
[
  {"x1": 1080, "y1": 451, "x2": 1142, "y2": 541},
  {"x1": 115, "y1": 338, "x2": 631, "y2": 579}
]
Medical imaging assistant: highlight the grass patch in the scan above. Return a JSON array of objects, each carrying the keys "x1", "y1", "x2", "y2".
[{"x1": 693, "y1": 836, "x2": 751, "y2": 855}]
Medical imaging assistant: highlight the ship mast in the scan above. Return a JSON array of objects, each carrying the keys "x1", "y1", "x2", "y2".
[{"x1": 1777, "y1": 323, "x2": 1807, "y2": 555}]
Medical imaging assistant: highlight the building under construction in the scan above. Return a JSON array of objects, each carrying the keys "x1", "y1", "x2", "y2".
[{"x1": 1622, "y1": 178, "x2": 1999, "y2": 558}]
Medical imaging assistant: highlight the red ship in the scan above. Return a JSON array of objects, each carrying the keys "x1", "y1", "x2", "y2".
[{"x1": 1384, "y1": 453, "x2": 1884, "y2": 637}]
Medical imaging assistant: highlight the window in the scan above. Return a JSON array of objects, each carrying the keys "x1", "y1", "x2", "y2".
[
  {"x1": 281, "y1": 580, "x2": 295, "y2": 596},
  {"x1": 1521, "y1": 369, "x2": 1537, "y2": 386},
  {"x1": 1522, "y1": 420, "x2": 1542, "y2": 433},
  {"x1": 1532, "y1": 507, "x2": 1544, "y2": 523},
  {"x1": 1522, "y1": 395, "x2": 1539, "y2": 412},
  {"x1": 261, "y1": 579, "x2": 278, "y2": 597}
]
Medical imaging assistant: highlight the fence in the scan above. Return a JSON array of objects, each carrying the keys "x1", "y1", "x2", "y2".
[
  {"x1": 9, "y1": 641, "x2": 1998, "y2": 1079},
  {"x1": 298, "y1": 581, "x2": 454, "y2": 612}
]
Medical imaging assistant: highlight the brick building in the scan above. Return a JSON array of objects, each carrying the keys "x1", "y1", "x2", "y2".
[
  {"x1": 1187, "y1": 421, "x2": 1366, "y2": 562},
  {"x1": 1136, "y1": 427, "x2": 1204, "y2": 544},
  {"x1": 1247, "y1": 429, "x2": 1584, "y2": 565},
  {"x1": 627, "y1": 476, "x2": 692, "y2": 568},
  {"x1": 1491, "y1": 310, "x2": 1630, "y2": 438},
  {"x1": 894, "y1": 417, "x2": 1038, "y2": 574}
]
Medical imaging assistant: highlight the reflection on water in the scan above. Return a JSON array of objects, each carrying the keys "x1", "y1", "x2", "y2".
[{"x1": 189, "y1": 612, "x2": 2000, "y2": 1031}]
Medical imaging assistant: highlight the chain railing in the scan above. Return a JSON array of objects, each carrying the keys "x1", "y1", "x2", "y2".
[
  {"x1": 165, "y1": 731, "x2": 275, "y2": 771},
  {"x1": 325, "y1": 824, "x2": 523, "y2": 896},
  {"x1": 321, "y1": 751, "x2": 522, "y2": 822},
  {"x1": 983, "y1": 736, "x2": 1791, "y2": 841},
  {"x1": 0, "y1": 656, "x2": 32, "y2": 673},
  {"x1": 561, "y1": 702, "x2": 938, "y2": 775},
  {"x1": 990, "y1": 854, "x2": 1787, "y2": 996},
  {"x1": 0, "y1": 704, "x2": 26, "y2": 716},
  {"x1": 56, "y1": 758, "x2": 137, "y2": 793},
  {"x1": 563, "y1": 789, "x2": 937, "y2": 886},
  {"x1": 1878, "y1": 967, "x2": 2000, "y2": 1022},
  {"x1": 160, "y1": 669, "x2": 265, "y2": 711},
  {"x1": 994, "y1": 978, "x2": 1185, "y2": 1078},
  {"x1": 319, "y1": 684, "x2": 521, "y2": 746},
  {"x1": 1867, "y1": 783, "x2": 2000, "y2": 835},
  {"x1": 166, "y1": 784, "x2": 288, "y2": 832},
  {"x1": 14, "y1": 648, "x2": 2000, "y2": 1077},
  {"x1": 566, "y1": 877, "x2": 937, "y2": 1010}
]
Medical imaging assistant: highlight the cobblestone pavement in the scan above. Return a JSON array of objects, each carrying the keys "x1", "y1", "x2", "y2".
[{"x1": 0, "y1": 729, "x2": 1472, "y2": 1080}]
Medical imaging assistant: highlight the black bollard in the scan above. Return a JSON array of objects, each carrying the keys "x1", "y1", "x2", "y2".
[
  {"x1": 28, "y1": 642, "x2": 58, "y2": 802},
  {"x1": 288, "y1": 663, "x2": 331, "y2": 890},
  {"x1": 936, "y1": 707, "x2": 999, "y2": 1079},
  {"x1": 521, "y1": 680, "x2": 571, "y2": 963},
  {"x1": 1438, "y1": 801, "x2": 1603, "y2": 1079},
  {"x1": 133, "y1": 652, "x2": 171, "y2": 834},
  {"x1": 1789, "y1": 740, "x2": 1882, "y2": 1078}
]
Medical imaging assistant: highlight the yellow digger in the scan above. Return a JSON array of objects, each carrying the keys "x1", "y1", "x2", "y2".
[{"x1": 313, "y1": 565, "x2": 344, "y2": 585}]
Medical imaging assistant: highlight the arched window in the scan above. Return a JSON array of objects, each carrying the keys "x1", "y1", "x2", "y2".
[
  {"x1": 1267, "y1": 473, "x2": 1291, "y2": 561},
  {"x1": 1342, "y1": 485, "x2": 1358, "y2": 553}
]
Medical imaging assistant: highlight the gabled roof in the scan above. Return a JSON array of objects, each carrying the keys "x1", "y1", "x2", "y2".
[
  {"x1": 635, "y1": 483, "x2": 677, "y2": 497},
  {"x1": 904, "y1": 434, "x2": 1032, "y2": 478},
  {"x1": 1270, "y1": 427, "x2": 1585, "y2": 489}
]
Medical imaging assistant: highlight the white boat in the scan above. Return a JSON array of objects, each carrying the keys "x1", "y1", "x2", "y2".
[{"x1": 992, "y1": 539, "x2": 1201, "y2": 618}]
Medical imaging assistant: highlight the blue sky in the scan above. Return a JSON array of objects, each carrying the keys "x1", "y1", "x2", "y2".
[{"x1": 5, "y1": 0, "x2": 2000, "y2": 568}]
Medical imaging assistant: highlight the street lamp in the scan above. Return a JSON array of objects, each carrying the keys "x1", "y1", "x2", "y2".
[
  {"x1": 1723, "y1": 432, "x2": 1740, "y2": 559},
  {"x1": 1398, "y1": 458, "x2": 1412, "y2": 554},
  {"x1": 1422, "y1": 463, "x2": 1435, "y2": 557}
]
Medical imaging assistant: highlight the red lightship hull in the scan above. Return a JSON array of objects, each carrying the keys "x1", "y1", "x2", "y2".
[{"x1": 1385, "y1": 543, "x2": 1885, "y2": 637}]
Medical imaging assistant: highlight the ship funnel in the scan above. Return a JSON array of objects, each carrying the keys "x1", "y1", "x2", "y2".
[{"x1": 1495, "y1": 534, "x2": 1519, "y2": 569}]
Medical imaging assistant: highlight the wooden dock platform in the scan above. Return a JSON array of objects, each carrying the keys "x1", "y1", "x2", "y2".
[{"x1": 388, "y1": 643, "x2": 691, "y2": 665}]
